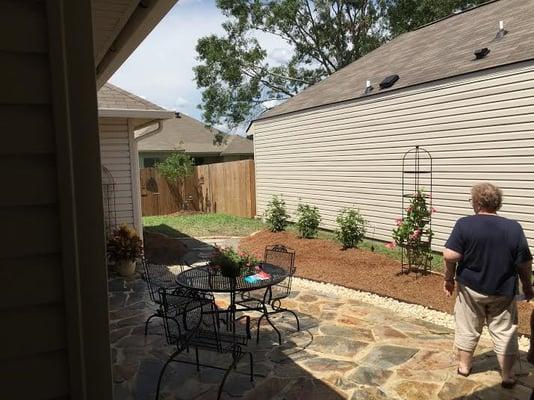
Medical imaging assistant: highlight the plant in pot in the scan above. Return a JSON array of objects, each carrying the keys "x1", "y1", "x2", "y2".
[
  {"x1": 107, "y1": 224, "x2": 143, "y2": 277},
  {"x1": 210, "y1": 247, "x2": 260, "y2": 279}
]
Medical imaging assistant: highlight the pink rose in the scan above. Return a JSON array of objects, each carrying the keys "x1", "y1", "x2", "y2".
[
  {"x1": 409, "y1": 229, "x2": 421, "y2": 240},
  {"x1": 385, "y1": 242, "x2": 396, "y2": 249},
  {"x1": 431, "y1": 207, "x2": 437, "y2": 214},
  {"x1": 395, "y1": 218, "x2": 403, "y2": 226}
]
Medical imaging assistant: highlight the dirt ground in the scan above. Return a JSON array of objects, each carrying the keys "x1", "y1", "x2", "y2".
[
  {"x1": 239, "y1": 230, "x2": 533, "y2": 337},
  {"x1": 143, "y1": 231, "x2": 187, "y2": 265}
]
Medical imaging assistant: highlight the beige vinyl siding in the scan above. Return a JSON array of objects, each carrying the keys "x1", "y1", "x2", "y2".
[
  {"x1": 99, "y1": 117, "x2": 138, "y2": 229},
  {"x1": 0, "y1": 1, "x2": 69, "y2": 398},
  {"x1": 255, "y1": 62, "x2": 534, "y2": 250}
]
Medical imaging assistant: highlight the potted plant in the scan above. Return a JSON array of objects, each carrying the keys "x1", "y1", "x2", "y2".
[
  {"x1": 107, "y1": 224, "x2": 143, "y2": 277},
  {"x1": 210, "y1": 247, "x2": 260, "y2": 279}
]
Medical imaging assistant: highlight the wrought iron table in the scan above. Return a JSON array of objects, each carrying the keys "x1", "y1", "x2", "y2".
[{"x1": 176, "y1": 263, "x2": 290, "y2": 343}]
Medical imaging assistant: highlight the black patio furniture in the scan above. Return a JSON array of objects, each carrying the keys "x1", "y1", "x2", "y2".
[
  {"x1": 155, "y1": 290, "x2": 253, "y2": 400},
  {"x1": 142, "y1": 259, "x2": 213, "y2": 340},
  {"x1": 236, "y1": 245, "x2": 300, "y2": 344}
]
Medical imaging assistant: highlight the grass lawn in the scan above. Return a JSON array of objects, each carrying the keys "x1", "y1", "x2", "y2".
[{"x1": 143, "y1": 213, "x2": 266, "y2": 238}]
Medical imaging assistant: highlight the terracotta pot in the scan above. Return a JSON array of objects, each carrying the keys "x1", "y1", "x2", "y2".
[{"x1": 116, "y1": 259, "x2": 136, "y2": 277}]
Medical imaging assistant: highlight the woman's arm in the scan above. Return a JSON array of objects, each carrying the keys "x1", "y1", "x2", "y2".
[
  {"x1": 443, "y1": 248, "x2": 462, "y2": 296},
  {"x1": 517, "y1": 260, "x2": 534, "y2": 300}
]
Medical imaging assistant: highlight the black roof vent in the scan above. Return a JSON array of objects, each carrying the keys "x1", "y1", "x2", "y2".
[
  {"x1": 379, "y1": 74, "x2": 399, "y2": 89},
  {"x1": 175, "y1": 112, "x2": 181, "y2": 118},
  {"x1": 474, "y1": 47, "x2": 490, "y2": 60}
]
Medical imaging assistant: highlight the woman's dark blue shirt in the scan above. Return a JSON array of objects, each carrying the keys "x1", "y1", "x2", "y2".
[{"x1": 445, "y1": 214, "x2": 532, "y2": 296}]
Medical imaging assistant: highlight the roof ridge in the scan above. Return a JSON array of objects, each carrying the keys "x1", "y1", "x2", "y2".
[
  {"x1": 409, "y1": 0, "x2": 501, "y2": 33},
  {"x1": 105, "y1": 82, "x2": 166, "y2": 111}
]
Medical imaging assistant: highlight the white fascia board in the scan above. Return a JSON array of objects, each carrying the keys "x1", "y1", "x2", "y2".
[{"x1": 98, "y1": 108, "x2": 175, "y2": 119}]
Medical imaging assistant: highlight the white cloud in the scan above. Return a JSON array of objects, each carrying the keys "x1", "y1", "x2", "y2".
[{"x1": 111, "y1": 0, "x2": 293, "y2": 121}]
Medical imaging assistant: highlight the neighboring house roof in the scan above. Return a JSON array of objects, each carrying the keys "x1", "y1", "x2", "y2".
[
  {"x1": 221, "y1": 135, "x2": 255, "y2": 155},
  {"x1": 260, "y1": 0, "x2": 534, "y2": 120},
  {"x1": 97, "y1": 83, "x2": 175, "y2": 119},
  {"x1": 137, "y1": 113, "x2": 254, "y2": 156}
]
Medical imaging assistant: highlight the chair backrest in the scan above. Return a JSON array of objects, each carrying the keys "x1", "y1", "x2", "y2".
[
  {"x1": 142, "y1": 258, "x2": 181, "y2": 303},
  {"x1": 264, "y1": 244, "x2": 296, "y2": 275}
]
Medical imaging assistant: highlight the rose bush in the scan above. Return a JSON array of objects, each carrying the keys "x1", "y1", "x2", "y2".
[{"x1": 388, "y1": 189, "x2": 434, "y2": 268}]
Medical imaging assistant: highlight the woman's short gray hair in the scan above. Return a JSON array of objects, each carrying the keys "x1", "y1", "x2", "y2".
[{"x1": 471, "y1": 182, "x2": 503, "y2": 212}]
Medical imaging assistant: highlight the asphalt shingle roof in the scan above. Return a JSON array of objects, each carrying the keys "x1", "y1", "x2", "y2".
[
  {"x1": 98, "y1": 83, "x2": 167, "y2": 111},
  {"x1": 260, "y1": 0, "x2": 534, "y2": 120},
  {"x1": 137, "y1": 113, "x2": 254, "y2": 155}
]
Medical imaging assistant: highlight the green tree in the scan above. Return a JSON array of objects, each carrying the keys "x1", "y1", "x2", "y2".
[
  {"x1": 156, "y1": 152, "x2": 195, "y2": 209},
  {"x1": 195, "y1": 0, "x2": 486, "y2": 128}
]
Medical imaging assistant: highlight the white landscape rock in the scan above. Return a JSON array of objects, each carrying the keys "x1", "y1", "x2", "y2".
[{"x1": 292, "y1": 276, "x2": 531, "y2": 351}]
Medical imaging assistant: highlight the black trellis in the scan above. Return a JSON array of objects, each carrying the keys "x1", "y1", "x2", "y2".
[{"x1": 401, "y1": 146, "x2": 433, "y2": 275}]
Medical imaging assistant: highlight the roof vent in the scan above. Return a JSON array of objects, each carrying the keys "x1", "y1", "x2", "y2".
[
  {"x1": 495, "y1": 20, "x2": 508, "y2": 40},
  {"x1": 474, "y1": 47, "x2": 490, "y2": 60},
  {"x1": 364, "y1": 80, "x2": 374, "y2": 94},
  {"x1": 175, "y1": 112, "x2": 181, "y2": 118},
  {"x1": 379, "y1": 75, "x2": 399, "y2": 89}
]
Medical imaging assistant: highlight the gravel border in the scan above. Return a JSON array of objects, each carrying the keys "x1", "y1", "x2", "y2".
[{"x1": 292, "y1": 276, "x2": 531, "y2": 351}]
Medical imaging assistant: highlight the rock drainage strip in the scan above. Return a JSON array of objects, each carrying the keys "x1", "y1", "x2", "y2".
[{"x1": 291, "y1": 276, "x2": 531, "y2": 351}]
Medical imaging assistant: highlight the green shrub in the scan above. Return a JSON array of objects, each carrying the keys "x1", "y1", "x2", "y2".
[
  {"x1": 264, "y1": 195, "x2": 289, "y2": 232},
  {"x1": 295, "y1": 202, "x2": 321, "y2": 238},
  {"x1": 335, "y1": 208, "x2": 366, "y2": 249}
]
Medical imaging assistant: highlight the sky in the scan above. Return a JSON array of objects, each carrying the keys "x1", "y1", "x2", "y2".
[{"x1": 110, "y1": 0, "x2": 293, "y2": 130}]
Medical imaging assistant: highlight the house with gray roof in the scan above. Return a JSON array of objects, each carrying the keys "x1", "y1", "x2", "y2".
[
  {"x1": 251, "y1": 0, "x2": 534, "y2": 251},
  {"x1": 98, "y1": 83, "x2": 174, "y2": 234},
  {"x1": 136, "y1": 113, "x2": 254, "y2": 167}
]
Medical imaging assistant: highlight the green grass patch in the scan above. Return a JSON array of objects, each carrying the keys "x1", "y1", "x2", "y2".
[{"x1": 143, "y1": 213, "x2": 265, "y2": 238}]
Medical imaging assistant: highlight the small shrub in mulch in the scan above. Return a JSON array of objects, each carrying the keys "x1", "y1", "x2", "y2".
[
  {"x1": 295, "y1": 203, "x2": 321, "y2": 239},
  {"x1": 239, "y1": 230, "x2": 533, "y2": 336}
]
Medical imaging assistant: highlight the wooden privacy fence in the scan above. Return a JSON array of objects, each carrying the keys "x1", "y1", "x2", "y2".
[{"x1": 140, "y1": 159, "x2": 256, "y2": 218}]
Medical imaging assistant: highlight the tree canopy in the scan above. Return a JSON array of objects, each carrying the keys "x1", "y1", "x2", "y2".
[{"x1": 195, "y1": 0, "x2": 487, "y2": 128}]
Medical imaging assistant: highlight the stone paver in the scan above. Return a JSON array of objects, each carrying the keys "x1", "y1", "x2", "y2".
[{"x1": 109, "y1": 237, "x2": 534, "y2": 400}]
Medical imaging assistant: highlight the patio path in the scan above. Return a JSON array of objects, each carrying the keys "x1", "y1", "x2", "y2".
[{"x1": 109, "y1": 238, "x2": 534, "y2": 400}]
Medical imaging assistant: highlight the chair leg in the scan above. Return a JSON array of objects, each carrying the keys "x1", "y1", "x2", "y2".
[
  {"x1": 249, "y1": 352, "x2": 254, "y2": 382},
  {"x1": 216, "y1": 354, "x2": 241, "y2": 400},
  {"x1": 284, "y1": 309, "x2": 300, "y2": 331},
  {"x1": 195, "y1": 347, "x2": 200, "y2": 372},
  {"x1": 144, "y1": 313, "x2": 159, "y2": 336},
  {"x1": 155, "y1": 349, "x2": 181, "y2": 400},
  {"x1": 256, "y1": 313, "x2": 266, "y2": 344}
]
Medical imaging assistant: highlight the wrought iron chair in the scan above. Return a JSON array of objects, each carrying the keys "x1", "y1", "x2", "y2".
[
  {"x1": 156, "y1": 290, "x2": 253, "y2": 400},
  {"x1": 142, "y1": 259, "x2": 212, "y2": 340},
  {"x1": 237, "y1": 244, "x2": 300, "y2": 344}
]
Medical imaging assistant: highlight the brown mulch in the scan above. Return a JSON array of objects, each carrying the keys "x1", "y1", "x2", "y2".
[
  {"x1": 143, "y1": 231, "x2": 188, "y2": 265},
  {"x1": 239, "y1": 230, "x2": 533, "y2": 337}
]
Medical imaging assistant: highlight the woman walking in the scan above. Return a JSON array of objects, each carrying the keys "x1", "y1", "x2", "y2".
[{"x1": 443, "y1": 182, "x2": 533, "y2": 388}]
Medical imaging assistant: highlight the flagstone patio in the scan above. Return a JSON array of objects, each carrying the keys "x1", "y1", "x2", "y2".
[{"x1": 109, "y1": 238, "x2": 534, "y2": 400}]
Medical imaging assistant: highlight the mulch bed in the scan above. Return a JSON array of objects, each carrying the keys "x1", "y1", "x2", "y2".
[{"x1": 239, "y1": 230, "x2": 533, "y2": 337}]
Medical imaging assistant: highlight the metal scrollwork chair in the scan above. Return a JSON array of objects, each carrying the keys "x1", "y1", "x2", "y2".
[
  {"x1": 156, "y1": 290, "x2": 253, "y2": 400},
  {"x1": 237, "y1": 244, "x2": 300, "y2": 344},
  {"x1": 142, "y1": 259, "x2": 212, "y2": 340}
]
